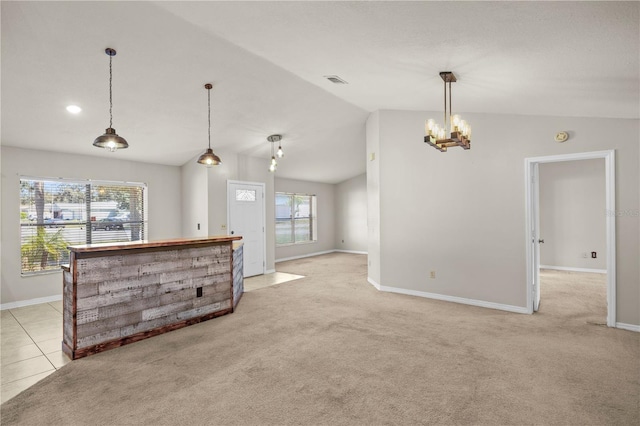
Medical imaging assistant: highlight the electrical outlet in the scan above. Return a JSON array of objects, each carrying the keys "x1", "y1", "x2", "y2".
[
  {"x1": 430, "y1": 271, "x2": 436, "y2": 279},
  {"x1": 221, "y1": 224, "x2": 227, "y2": 230},
  {"x1": 197, "y1": 223, "x2": 200, "y2": 230},
  {"x1": 342, "y1": 239, "x2": 344, "y2": 243}
]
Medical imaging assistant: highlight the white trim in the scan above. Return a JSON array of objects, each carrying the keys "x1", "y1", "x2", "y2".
[
  {"x1": 540, "y1": 265, "x2": 607, "y2": 274},
  {"x1": 1, "y1": 294, "x2": 62, "y2": 311},
  {"x1": 373, "y1": 285, "x2": 529, "y2": 314},
  {"x1": 525, "y1": 150, "x2": 616, "y2": 327},
  {"x1": 227, "y1": 180, "x2": 267, "y2": 275},
  {"x1": 334, "y1": 250, "x2": 368, "y2": 255},
  {"x1": 615, "y1": 323, "x2": 640, "y2": 333},
  {"x1": 265, "y1": 269, "x2": 276, "y2": 274},
  {"x1": 367, "y1": 277, "x2": 381, "y2": 290},
  {"x1": 275, "y1": 250, "x2": 336, "y2": 263}
]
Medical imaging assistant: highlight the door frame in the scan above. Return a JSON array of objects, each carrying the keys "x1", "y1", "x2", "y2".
[
  {"x1": 227, "y1": 179, "x2": 267, "y2": 276},
  {"x1": 524, "y1": 150, "x2": 616, "y2": 327}
]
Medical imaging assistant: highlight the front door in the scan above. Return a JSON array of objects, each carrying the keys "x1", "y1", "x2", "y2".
[{"x1": 228, "y1": 181, "x2": 265, "y2": 277}]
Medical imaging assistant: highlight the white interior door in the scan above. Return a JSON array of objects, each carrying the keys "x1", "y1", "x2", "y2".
[{"x1": 228, "y1": 181, "x2": 265, "y2": 278}]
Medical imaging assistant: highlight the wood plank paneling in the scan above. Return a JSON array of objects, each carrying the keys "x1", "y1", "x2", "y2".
[{"x1": 63, "y1": 239, "x2": 241, "y2": 359}]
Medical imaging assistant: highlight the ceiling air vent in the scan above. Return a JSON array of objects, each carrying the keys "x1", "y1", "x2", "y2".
[{"x1": 324, "y1": 75, "x2": 348, "y2": 84}]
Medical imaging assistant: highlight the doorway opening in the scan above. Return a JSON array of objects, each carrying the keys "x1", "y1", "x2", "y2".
[{"x1": 525, "y1": 150, "x2": 616, "y2": 327}]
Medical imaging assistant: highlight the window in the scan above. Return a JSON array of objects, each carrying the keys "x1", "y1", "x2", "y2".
[
  {"x1": 275, "y1": 192, "x2": 317, "y2": 246},
  {"x1": 236, "y1": 189, "x2": 256, "y2": 202},
  {"x1": 20, "y1": 177, "x2": 147, "y2": 274}
]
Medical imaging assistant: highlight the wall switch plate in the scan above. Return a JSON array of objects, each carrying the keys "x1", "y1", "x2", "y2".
[
  {"x1": 197, "y1": 223, "x2": 200, "y2": 230},
  {"x1": 370, "y1": 152, "x2": 375, "y2": 161},
  {"x1": 591, "y1": 252, "x2": 597, "y2": 258},
  {"x1": 430, "y1": 271, "x2": 436, "y2": 279}
]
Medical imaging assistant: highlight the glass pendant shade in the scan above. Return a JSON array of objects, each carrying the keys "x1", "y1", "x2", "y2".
[
  {"x1": 93, "y1": 127, "x2": 129, "y2": 152},
  {"x1": 268, "y1": 155, "x2": 278, "y2": 172},
  {"x1": 276, "y1": 145, "x2": 284, "y2": 158},
  {"x1": 197, "y1": 148, "x2": 222, "y2": 167}
]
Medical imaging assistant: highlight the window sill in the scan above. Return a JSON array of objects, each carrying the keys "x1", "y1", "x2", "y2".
[{"x1": 21, "y1": 269, "x2": 62, "y2": 277}]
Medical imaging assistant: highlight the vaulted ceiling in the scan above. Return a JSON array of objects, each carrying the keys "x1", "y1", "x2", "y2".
[{"x1": 2, "y1": 1, "x2": 638, "y2": 183}]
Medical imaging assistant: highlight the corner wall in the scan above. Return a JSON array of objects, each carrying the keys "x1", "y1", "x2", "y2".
[
  {"x1": 335, "y1": 173, "x2": 367, "y2": 253},
  {"x1": 1, "y1": 146, "x2": 182, "y2": 305},
  {"x1": 368, "y1": 110, "x2": 639, "y2": 325}
]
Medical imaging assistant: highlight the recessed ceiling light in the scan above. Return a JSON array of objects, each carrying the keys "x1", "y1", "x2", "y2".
[{"x1": 66, "y1": 105, "x2": 82, "y2": 114}]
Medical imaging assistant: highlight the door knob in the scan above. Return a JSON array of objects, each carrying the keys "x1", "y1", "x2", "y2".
[{"x1": 538, "y1": 239, "x2": 544, "y2": 244}]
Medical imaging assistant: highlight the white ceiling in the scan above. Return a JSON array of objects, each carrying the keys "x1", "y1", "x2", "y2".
[{"x1": 2, "y1": 1, "x2": 638, "y2": 184}]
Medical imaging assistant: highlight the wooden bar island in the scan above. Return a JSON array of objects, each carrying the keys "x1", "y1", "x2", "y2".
[{"x1": 62, "y1": 236, "x2": 243, "y2": 360}]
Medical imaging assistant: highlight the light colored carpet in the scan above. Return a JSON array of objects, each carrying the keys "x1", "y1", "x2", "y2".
[{"x1": 1, "y1": 254, "x2": 638, "y2": 425}]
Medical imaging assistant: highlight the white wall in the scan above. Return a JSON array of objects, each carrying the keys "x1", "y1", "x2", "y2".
[
  {"x1": 366, "y1": 111, "x2": 381, "y2": 285},
  {"x1": 539, "y1": 159, "x2": 606, "y2": 270},
  {"x1": 275, "y1": 177, "x2": 335, "y2": 260},
  {"x1": 368, "y1": 111, "x2": 639, "y2": 325},
  {"x1": 1, "y1": 146, "x2": 182, "y2": 305},
  {"x1": 181, "y1": 154, "x2": 208, "y2": 238},
  {"x1": 335, "y1": 173, "x2": 367, "y2": 253}
]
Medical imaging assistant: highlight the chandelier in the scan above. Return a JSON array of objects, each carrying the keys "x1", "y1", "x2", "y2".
[
  {"x1": 197, "y1": 83, "x2": 222, "y2": 167},
  {"x1": 424, "y1": 72, "x2": 471, "y2": 152},
  {"x1": 93, "y1": 48, "x2": 129, "y2": 152}
]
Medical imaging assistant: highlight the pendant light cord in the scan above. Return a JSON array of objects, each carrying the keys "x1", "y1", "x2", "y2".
[
  {"x1": 208, "y1": 87, "x2": 211, "y2": 149},
  {"x1": 109, "y1": 54, "x2": 113, "y2": 129}
]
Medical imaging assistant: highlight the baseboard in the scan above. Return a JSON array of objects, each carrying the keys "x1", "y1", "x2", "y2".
[
  {"x1": 616, "y1": 322, "x2": 640, "y2": 333},
  {"x1": 540, "y1": 265, "x2": 606, "y2": 274},
  {"x1": 1, "y1": 294, "x2": 63, "y2": 311},
  {"x1": 367, "y1": 277, "x2": 381, "y2": 290},
  {"x1": 335, "y1": 250, "x2": 368, "y2": 255},
  {"x1": 264, "y1": 269, "x2": 276, "y2": 274},
  {"x1": 275, "y1": 250, "x2": 337, "y2": 263},
  {"x1": 372, "y1": 284, "x2": 529, "y2": 314}
]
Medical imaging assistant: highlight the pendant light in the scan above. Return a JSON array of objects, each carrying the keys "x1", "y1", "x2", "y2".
[
  {"x1": 267, "y1": 134, "x2": 282, "y2": 172},
  {"x1": 197, "y1": 83, "x2": 222, "y2": 167},
  {"x1": 93, "y1": 48, "x2": 128, "y2": 152}
]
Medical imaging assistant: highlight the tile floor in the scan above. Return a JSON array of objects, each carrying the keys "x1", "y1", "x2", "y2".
[
  {"x1": 0, "y1": 271, "x2": 305, "y2": 404},
  {"x1": 244, "y1": 271, "x2": 305, "y2": 292},
  {"x1": 1, "y1": 301, "x2": 69, "y2": 403}
]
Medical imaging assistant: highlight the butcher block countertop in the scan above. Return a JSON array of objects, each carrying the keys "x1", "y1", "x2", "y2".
[{"x1": 68, "y1": 235, "x2": 242, "y2": 254}]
